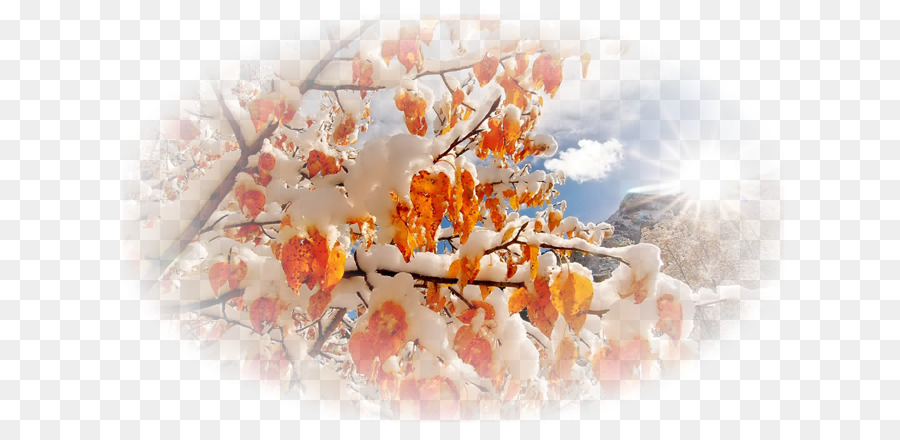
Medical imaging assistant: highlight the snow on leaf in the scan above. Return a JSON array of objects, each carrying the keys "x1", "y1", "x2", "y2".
[
  {"x1": 331, "y1": 112, "x2": 358, "y2": 146},
  {"x1": 394, "y1": 88, "x2": 428, "y2": 136},
  {"x1": 234, "y1": 181, "x2": 266, "y2": 219},
  {"x1": 348, "y1": 300, "x2": 408, "y2": 378}
]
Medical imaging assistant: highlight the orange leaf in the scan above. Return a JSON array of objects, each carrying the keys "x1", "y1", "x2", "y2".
[
  {"x1": 532, "y1": 54, "x2": 563, "y2": 97},
  {"x1": 235, "y1": 184, "x2": 266, "y2": 219},
  {"x1": 381, "y1": 40, "x2": 397, "y2": 66},
  {"x1": 248, "y1": 297, "x2": 282, "y2": 333},
  {"x1": 396, "y1": 26, "x2": 423, "y2": 73},
  {"x1": 473, "y1": 54, "x2": 499, "y2": 87},
  {"x1": 307, "y1": 150, "x2": 341, "y2": 177},
  {"x1": 391, "y1": 198, "x2": 416, "y2": 262},
  {"x1": 258, "y1": 152, "x2": 276, "y2": 172},
  {"x1": 528, "y1": 276, "x2": 559, "y2": 338},
  {"x1": 525, "y1": 244, "x2": 540, "y2": 281},
  {"x1": 208, "y1": 260, "x2": 248, "y2": 296},
  {"x1": 394, "y1": 88, "x2": 428, "y2": 136},
  {"x1": 348, "y1": 300, "x2": 408, "y2": 377},
  {"x1": 513, "y1": 53, "x2": 529, "y2": 79},
  {"x1": 409, "y1": 170, "x2": 452, "y2": 252},
  {"x1": 248, "y1": 98, "x2": 296, "y2": 132},
  {"x1": 447, "y1": 259, "x2": 461, "y2": 278},
  {"x1": 453, "y1": 325, "x2": 494, "y2": 378},
  {"x1": 656, "y1": 294, "x2": 683, "y2": 340},
  {"x1": 621, "y1": 272, "x2": 650, "y2": 304},
  {"x1": 508, "y1": 287, "x2": 529, "y2": 315},
  {"x1": 459, "y1": 254, "x2": 481, "y2": 288},
  {"x1": 549, "y1": 336, "x2": 577, "y2": 381},
  {"x1": 457, "y1": 300, "x2": 495, "y2": 324},
  {"x1": 591, "y1": 338, "x2": 651, "y2": 383},
  {"x1": 280, "y1": 229, "x2": 329, "y2": 293},
  {"x1": 307, "y1": 244, "x2": 346, "y2": 320},
  {"x1": 550, "y1": 271, "x2": 594, "y2": 333},
  {"x1": 548, "y1": 209, "x2": 562, "y2": 232},
  {"x1": 458, "y1": 170, "x2": 480, "y2": 244},
  {"x1": 248, "y1": 99, "x2": 275, "y2": 132},
  {"x1": 424, "y1": 282, "x2": 447, "y2": 313},
  {"x1": 331, "y1": 112, "x2": 357, "y2": 146},
  {"x1": 497, "y1": 73, "x2": 529, "y2": 109},
  {"x1": 321, "y1": 244, "x2": 346, "y2": 293}
]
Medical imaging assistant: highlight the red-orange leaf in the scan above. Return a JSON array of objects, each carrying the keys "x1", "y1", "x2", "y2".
[
  {"x1": 473, "y1": 54, "x2": 499, "y2": 87},
  {"x1": 248, "y1": 297, "x2": 282, "y2": 333},
  {"x1": 348, "y1": 300, "x2": 408, "y2": 377},
  {"x1": 280, "y1": 229, "x2": 329, "y2": 293},
  {"x1": 351, "y1": 53, "x2": 375, "y2": 98},
  {"x1": 258, "y1": 152, "x2": 276, "y2": 172},
  {"x1": 248, "y1": 98, "x2": 297, "y2": 132},
  {"x1": 532, "y1": 54, "x2": 563, "y2": 97},
  {"x1": 235, "y1": 184, "x2": 266, "y2": 219},
  {"x1": 308, "y1": 150, "x2": 341, "y2": 177},
  {"x1": 528, "y1": 276, "x2": 559, "y2": 338},
  {"x1": 381, "y1": 40, "x2": 397, "y2": 66},
  {"x1": 453, "y1": 325, "x2": 494, "y2": 378},
  {"x1": 208, "y1": 259, "x2": 248, "y2": 295},
  {"x1": 656, "y1": 294, "x2": 683, "y2": 340},
  {"x1": 457, "y1": 300, "x2": 496, "y2": 324},
  {"x1": 396, "y1": 26, "x2": 423, "y2": 73}
]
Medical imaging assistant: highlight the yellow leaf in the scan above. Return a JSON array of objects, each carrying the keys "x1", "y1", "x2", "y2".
[{"x1": 550, "y1": 271, "x2": 594, "y2": 333}]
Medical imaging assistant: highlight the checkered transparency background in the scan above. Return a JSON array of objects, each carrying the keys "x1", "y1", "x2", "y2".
[{"x1": 2, "y1": 0, "x2": 895, "y2": 438}]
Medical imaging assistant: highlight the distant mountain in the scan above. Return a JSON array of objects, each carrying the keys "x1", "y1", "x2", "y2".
[{"x1": 575, "y1": 191, "x2": 688, "y2": 281}]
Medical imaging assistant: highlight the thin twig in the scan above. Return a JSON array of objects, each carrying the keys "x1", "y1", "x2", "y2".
[
  {"x1": 433, "y1": 96, "x2": 501, "y2": 163},
  {"x1": 160, "y1": 288, "x2": 245, "y2": 315}
]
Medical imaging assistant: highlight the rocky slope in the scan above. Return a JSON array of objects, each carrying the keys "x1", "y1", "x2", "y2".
[{"x1": 574, "y1": 191, "x2": 687, "y2": 280}]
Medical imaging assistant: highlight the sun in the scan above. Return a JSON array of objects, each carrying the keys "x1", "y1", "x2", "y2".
[{"x1": 677, "y1": 159, "x2": 722, "y2": 202}]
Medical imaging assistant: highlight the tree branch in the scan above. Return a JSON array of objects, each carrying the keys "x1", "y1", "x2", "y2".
[
  {"x1": 342, "y1": 268, "x2": 526, "y2": 289},
  {"x1": 297, "y1": 21, "x2": 377, "y2": 95},
  {"x1": 308, "y1": 308, "x2": 347, "y2": 357},
  {"x1": 433, "y1": 96, "x2": 500, "y2": 163},
  {"x1": 160, "y1": 288, "x2": 245, "y2": 315},
  {"x1": 157, "y1": 84, "x2": 278, "y2": 273}
]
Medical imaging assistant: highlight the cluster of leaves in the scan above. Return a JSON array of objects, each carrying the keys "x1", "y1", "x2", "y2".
[{"x1": 145, "y1": 19, "x2": 701, "y2": 417}]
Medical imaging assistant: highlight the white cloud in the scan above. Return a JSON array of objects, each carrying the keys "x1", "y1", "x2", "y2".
[{"x1": 543, "y1": 139, "x2": 623, "y2": 182}]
